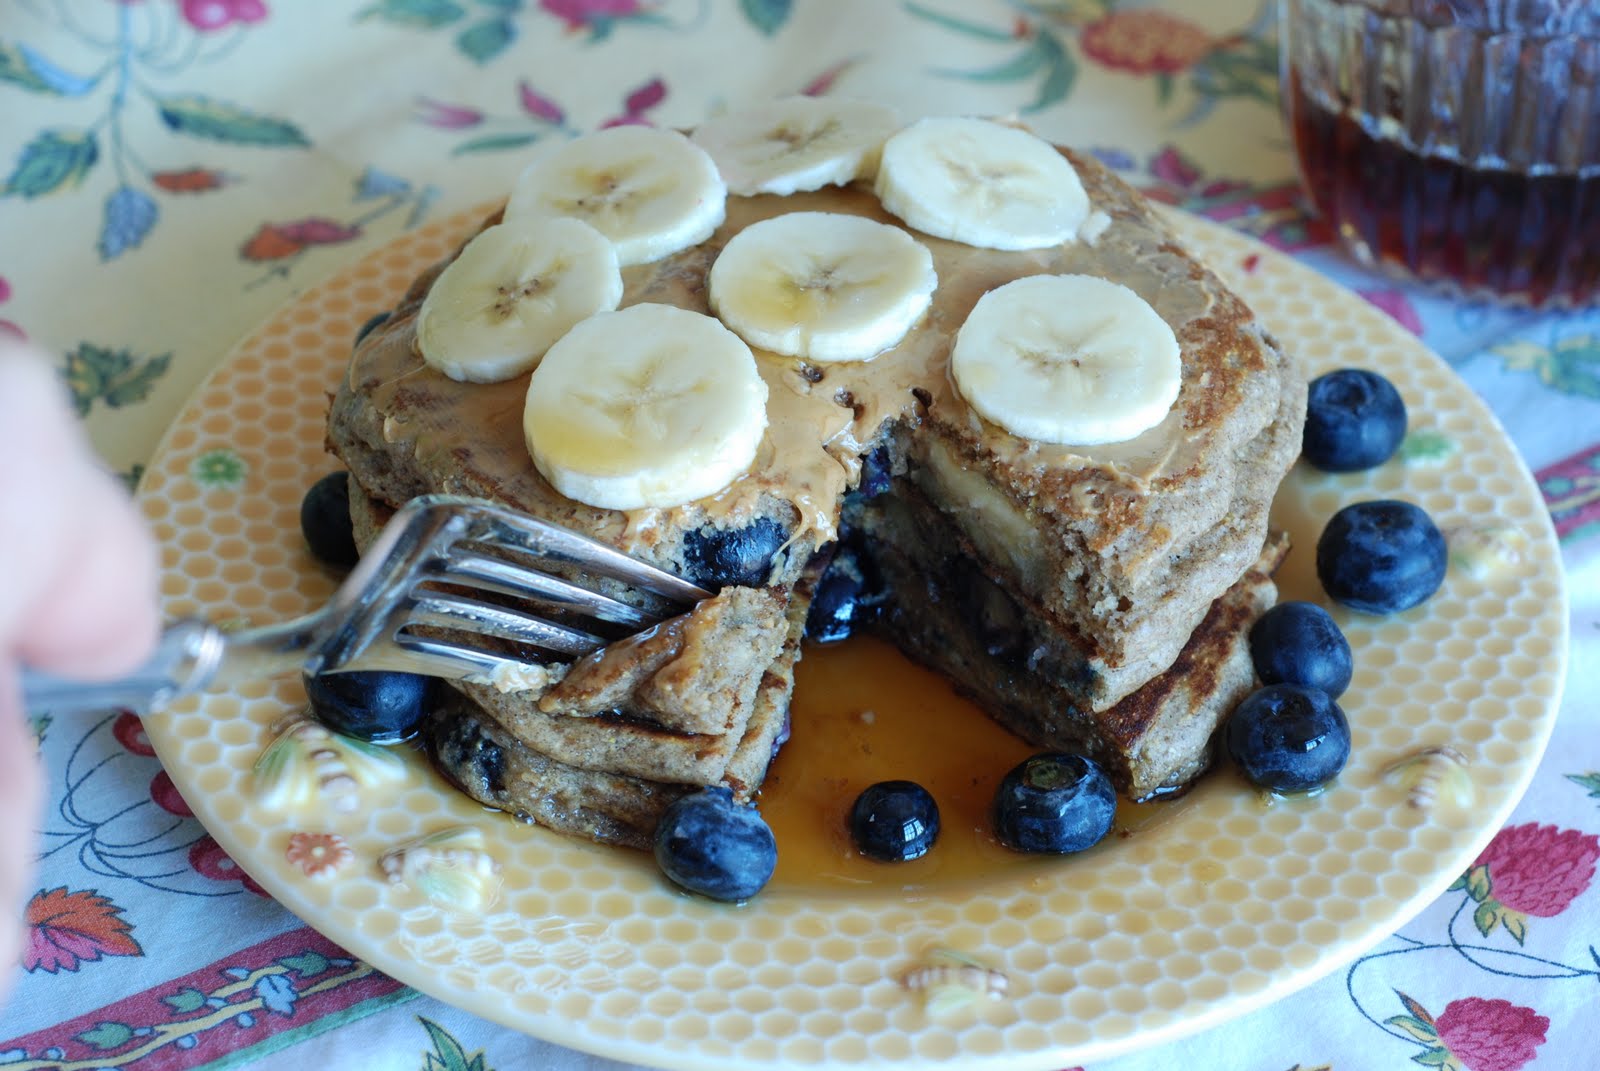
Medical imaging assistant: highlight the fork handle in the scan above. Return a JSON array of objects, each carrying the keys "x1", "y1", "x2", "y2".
[{"x1": 20, "y1": 611, "x2": 327, "y2": 716}]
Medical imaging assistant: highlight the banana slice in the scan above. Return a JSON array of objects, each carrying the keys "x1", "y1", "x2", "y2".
[
  {"x1": 707, "y1": 211, "x2": 937, "y2": 363},
  {"x1": 690, "y1": 96, "x2": 901, "y2": 197},
  {"x1": 505, "y1": 127, "x2": 726, "y2": 267},
  {"x1": 951, "y1": 274, "x2": 1181, "y2": 445},
  {"x1": 523, "y1": 303, "x2": 769, "y2": 511},
  {"x1": 875, "y1": 117, "x2": 1090, "y2": 251},
  {"x1": 416, "y1": 218, "x2": 623, "y2": 384}
]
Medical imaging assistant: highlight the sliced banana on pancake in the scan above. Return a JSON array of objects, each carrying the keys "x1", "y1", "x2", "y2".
[
  {"x1": 708, "y1": 211, "x2": 937, "y2": 363},
  {"x1": 505, "y1": 126, "x2": 727, "y2": 267},
  {"x1": 875, "y1": 116, "x2": 1090, "y2": 250},
  {"x1": 951, "y1": 274, "x2": 1181, "y2": 445},
  {"x1": 416, "y1": 217, "x2": 623, "y2": 384},
  {"x1": 523, "y1": 303, "x2": 769, "y2": 511},
  {"x1": 690, "y1": 96, "x2": 901, "y2": 196}
]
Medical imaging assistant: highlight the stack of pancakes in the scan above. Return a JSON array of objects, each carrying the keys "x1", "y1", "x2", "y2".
[{"x1": 327, "y1": 148, "x2": 1305, "y2": 848}]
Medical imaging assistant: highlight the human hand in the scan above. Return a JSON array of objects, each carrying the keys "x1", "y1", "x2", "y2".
[{"x1": 0, "y1": 340, "x2": 161, "y2": 998}]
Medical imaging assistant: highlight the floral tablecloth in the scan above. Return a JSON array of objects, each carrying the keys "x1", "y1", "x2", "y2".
[{"x1": 2, "y1": 2, "x2": 1597, "y2": 1069}]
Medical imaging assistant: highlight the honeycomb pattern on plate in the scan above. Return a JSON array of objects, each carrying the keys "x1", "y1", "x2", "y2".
[{"x1": 137, "y1": 207, "x2": 1568, "y2": 1070}]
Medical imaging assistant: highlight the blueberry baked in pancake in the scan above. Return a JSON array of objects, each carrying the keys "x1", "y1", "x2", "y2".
[{"x1": 325, "y1": 99, "x2": 1307, "y2": 850}]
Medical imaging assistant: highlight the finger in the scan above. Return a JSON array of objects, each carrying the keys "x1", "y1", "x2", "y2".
[
  {"x1": 18, "y1": 471, "x2": 161, "y2": 678},
  {"x1": 0, "y1": 669, "x2": 44, "y2": 1001},
  {"x1": 0, "y1": 349, "x2": 82, "y2": 639},
  {"x1": 0, "y1": 344, "x2": 160, "y2": 678}
]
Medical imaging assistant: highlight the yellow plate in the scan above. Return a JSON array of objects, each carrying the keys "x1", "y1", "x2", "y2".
[{"x1": 138, "y1": 207, "x2": 1567, "y2": 1070}]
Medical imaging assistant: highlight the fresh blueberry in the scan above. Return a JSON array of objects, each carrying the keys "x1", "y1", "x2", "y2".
[
  {"x1": 1317, "y1": 499, "x2": 1446, "y2": 614},
  {"x1": 1226, "y1": 684, "x2": 1350, "y2": 792},
  {"x1": 849, "y1": 780, "x2": 940, "y2": 862},
  {"x1": 805, "y1": 543, "x2": 882, "y2": 643},
  {"x1": 300, "y1": 472, "x2": 359, "y2": 568},
  {"x1": 1248, "y1": 601, "x2": 1353, "y2": 698},
  {"x1": 653, "y1": 787, "x2": 777, "y2": 902},
  {"x1": 680, "y1": 517, "x2": 788, "y2": 588},
  {"x1": 354, "y1": 310, "x2": 391, "y2": 348},
  {"x1": 992, "y1": 753, "x2": 1116, "y2": 854},
  {"x1": 1302, "y1": 369, "x2": 1407, "y2": 472},
  {"x1": 305, "y1": 670, "x2": 436, "y2": 743}
]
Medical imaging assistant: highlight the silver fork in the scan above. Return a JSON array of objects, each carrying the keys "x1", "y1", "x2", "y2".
[{"x1": 21, "y1": 494, "x2": 711, "y2": 715}]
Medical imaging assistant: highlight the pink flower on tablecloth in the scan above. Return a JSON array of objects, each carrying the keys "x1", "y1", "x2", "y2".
[
  {"x1": 1474, "y1": 822, "x2": 1600, "y2": 917},
  {"x1": 1080, "y1": 10, "x2": 1216, "y2": 75},
  {"x1": 1149, "y1": 144, "x2": 1202, "y2": 190},
  {"x1": 541, "y1": 0, "x2": 641, "y2": 32},
  {"x1": 518, "y1": 81, "x2": 565, "y2": 124},
  {"x1": 600, "y1": 77, "x2": 667, "y2": 128},
  {"x1": 1437, "y1": 997, "x2": 1549, "y2": 1071},
  {"x1": 22, "y1": 887, "x2": 142, "y2": 973},
  {"x1": 150, "y1": 769, "x2": 193, "y2": 816},
  {"x1": 800, "y1": 57, "x2": 860, "y2": 97},
  {"x1": 0, "y1": 274, "x2": 21, "y2": 341},
  {"x1": 1358, "y1": 288, "x2": 1424, "y2": 336},
  {"x1": 112, "y1": 710, "x2": 156, "y2": 757},
  {"x1": 415, "y1": 97, "x2": 485, "y2": 130},
  {"x1": 180, "y1": 0, "x2": 267, "y2": 32},
  {"x1": 189, "y1": 835, "x2": 270, "y2": 897}
]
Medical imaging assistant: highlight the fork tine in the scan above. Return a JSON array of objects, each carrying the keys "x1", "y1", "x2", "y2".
[
  {"x1": 353, "y1": 637, "x2": 508, "y2": 680},
  {"x1": 407, "y1": 590, "x2": 606, "y2": 657},
  {"x1": 432, "y1": 549, "x2": 655, "y2": 630},
  {"x1": 414, "y1": 495, "x2": 712, "y2": 605},
  {"x1": 359, "y1": 634, "x2": 559, "y2": 686}
]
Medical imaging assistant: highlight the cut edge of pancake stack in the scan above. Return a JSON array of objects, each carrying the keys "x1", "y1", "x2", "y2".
[{"x1": 325, "y1": 97, "x2": 1308, "y2": 850}]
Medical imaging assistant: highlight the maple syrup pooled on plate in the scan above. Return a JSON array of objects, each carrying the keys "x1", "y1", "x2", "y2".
[
  {"x1": 759, "y1": 636, "x2": 1203, "y2": 895},
  {"x1": 1282, "y1": 0, "x2": 1600, "y2": 308}
]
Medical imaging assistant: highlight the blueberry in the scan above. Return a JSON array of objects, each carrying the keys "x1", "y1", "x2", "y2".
[
  {"x1": 849, "y1": 780, "x2": 940, "y2": 862},
  {"x1": 680, "y1": 517, "x2": 788, "y2": 588},
  {"x1": 769, "y1": 710, "x2": 791, "y2": 763},
  {"x1": 1226, "y1": 684, "x2": 1350, "y2": 793},
  {"x1": 805, "y1": 543, "x2": 881, "y2": 643},
  {"x1": 430, "y1": 714, "x2": 507, "y2": 798},
  {"x1": 992, "y1": 753, "x2": 1116, "y2": 854},
  {"x1": 300, "y1": 472, "x2": 359, "y2": 568},
  {"x1": 305, "y1": 670, "x2": 436, "y2": 743},
  {"x1": 1303, "y1": 369, "x2": 1407, "y2": 472},
  {"x1": 1248, "y1": 601, "x2": 1353, "y2": 698},
  {"x1": 354, "y1": 310, "x2": 391, "y2": 348},
  {"x1": 653, "y1": 787, "x2": 777, "y2": 902},
  {"x1": 858, "y1": 444, "x2": 893, "y2": 498},
  {"x1": 1317, "y1": 499, "x2": 1446, "y2": 614}
]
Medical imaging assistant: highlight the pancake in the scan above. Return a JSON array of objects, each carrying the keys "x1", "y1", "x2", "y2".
[{"x1": 327, "y1": 136, "x2": 1305, "y2": 845}]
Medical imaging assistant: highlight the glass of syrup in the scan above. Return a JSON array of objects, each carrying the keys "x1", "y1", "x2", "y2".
[{"x1": 1281, "y1": 0, "x2": 1600, "y2": 308}]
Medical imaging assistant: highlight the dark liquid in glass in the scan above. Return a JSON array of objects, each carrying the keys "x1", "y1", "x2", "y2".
[{"x1": 1288, "y1": 67, "x2": 1600, "y2": 308}]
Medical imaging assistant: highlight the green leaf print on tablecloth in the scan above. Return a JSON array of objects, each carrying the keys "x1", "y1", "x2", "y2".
[
  {"x1": 0, "y1": 6, "x2": 305, "y2": 260},
  {"x1": 741, "y1": 0, "x2": 794, "y2": 36},
  {"x1": 906, "y1": 1, "x2": 1278, "y2": 121},
  {"x1": 61, "y1": 343, "x2": 172, "y2": 418},
  {"x1": 156, "y1": 95, "x2": 310, "y2": 146},
  {"x1": 3, "y1": 129, "x2": 98, "y2": 198},
  {"x1": 359, "y1": 0, "x2": 470, "y2": 28},
  {"x1": 1493, "y1": 336, "x2": 1600, "y2": 400},
  {"x1": 420, "y1": 1017, "x2": 494, "y2": 1071}
]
